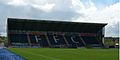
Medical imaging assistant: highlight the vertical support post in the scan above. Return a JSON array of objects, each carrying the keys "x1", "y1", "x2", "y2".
[
  {"x1": 63, "y1": 34, "x2": 69, "y2": 47},
  {"x1": 79, "y1": 35, "x2": 86, "y2": 47},
  {"x1": 45, "y1": 33, "x2": 51, "y2": 47},
  {"x1": 27, "y1": 33, "x2": 31, "y2": 47}
]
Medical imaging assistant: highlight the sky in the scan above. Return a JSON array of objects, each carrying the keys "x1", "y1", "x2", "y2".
[{"x1": 0, "y1": 0, "x2": 119, "y2": 37}]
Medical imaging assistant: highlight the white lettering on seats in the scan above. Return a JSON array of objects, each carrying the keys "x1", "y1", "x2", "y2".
[
  {"x1": 53, "y1": 35, "x2": 59, "y2": 43},
  {"x1": 35, "y1": 35, "x2": 41, "y2": 43},
  {"x1": 71, "y1": 36, "x2": 79, "y2": 43}
]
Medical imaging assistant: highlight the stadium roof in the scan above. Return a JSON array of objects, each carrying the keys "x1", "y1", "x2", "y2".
[{"x1": 8, "y1": 18, "x2": 107, "y2": 33}]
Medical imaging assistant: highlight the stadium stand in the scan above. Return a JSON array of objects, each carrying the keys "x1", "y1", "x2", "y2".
[{"x1": 7, "y1": 18, "x2": 107, "y2": 48}]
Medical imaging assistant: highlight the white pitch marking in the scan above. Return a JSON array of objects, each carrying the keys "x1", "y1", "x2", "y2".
[{"x1": 19, "y1": 50, "x2": 60, "y2": 60}]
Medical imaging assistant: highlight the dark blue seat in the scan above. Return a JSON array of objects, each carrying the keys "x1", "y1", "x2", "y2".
[
  {"x1": 29, "y1": 35, "x2": 49, "y2": 47},
  {"x1": 9, "y1": 34, "x2": 28, "y2": 43},
  {"x1": 47, "y1": 35, "x2": 66, "y2": 48},
  {"x1": 81, "y1": 36, "x2": 101, "y2": 47},
  {"x1": 65, "y1": 35, "x2": 84, "y2": 48}
]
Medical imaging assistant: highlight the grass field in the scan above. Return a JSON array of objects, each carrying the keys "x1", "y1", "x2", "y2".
[{"x1": 8, "y1": 48, "x2": 119, "y2": 60}]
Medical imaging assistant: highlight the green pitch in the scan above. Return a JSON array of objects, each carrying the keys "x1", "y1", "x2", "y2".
[{"x1": 8, "y1": 48, "x2": 118, "y2": 60}]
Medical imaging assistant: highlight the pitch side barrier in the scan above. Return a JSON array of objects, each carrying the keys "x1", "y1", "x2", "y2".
[{"x1": 8, "y1": 31, "x2": 103, "y2": 48}]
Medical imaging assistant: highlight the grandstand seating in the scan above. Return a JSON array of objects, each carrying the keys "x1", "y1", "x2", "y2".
[
  {"x1": 9, "y1": 34, "x2": 28, "y2": 43},
  {"x1": 8, "y1": 32, "x2": 102, "y2": 48},
  {"x1": 65, "y1": 35, "x2": 82, "y2": 48},
  {"x1": 47, "y1": 35, "x2": 67, "y2": 48},
  {"x1": 8, "y1": 18, "x2": 107, "y2": 48},
  {"x1": 81, "y1": 36, "x2": 101, "y2": 47}
]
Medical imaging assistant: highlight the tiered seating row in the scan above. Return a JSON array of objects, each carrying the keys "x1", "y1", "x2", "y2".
[{"x1": 8, "y1": 33, "x2": 102, "y2": 48}]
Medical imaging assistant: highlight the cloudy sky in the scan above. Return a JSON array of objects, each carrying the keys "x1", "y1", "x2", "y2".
[{"x1": 0, "y1": 0, "x2": 119, "y2": 37}]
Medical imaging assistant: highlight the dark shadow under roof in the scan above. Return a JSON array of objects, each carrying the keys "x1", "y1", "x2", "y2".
[{"x1": 7, "y1": 18, "x2": 107, "y2": 33}]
